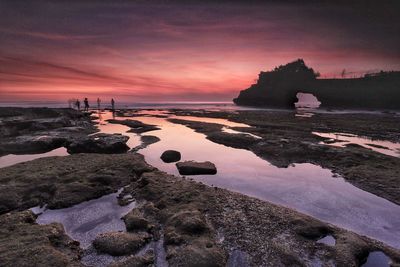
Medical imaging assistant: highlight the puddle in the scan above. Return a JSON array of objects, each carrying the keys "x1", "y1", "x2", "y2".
[
  {"x1": 222, "y1": 127, "x2": 262, "y2": 139},
  {"x1": 94, "y1": 111, "x2": 400, "y2": 249},
  {"x1": 316, "y1": 235, "x2": 336, "y2": 246},
  {"x1": 0, "y1": 147, "x2": 68, "y2": 168},
  {"x1": 168, "y1": 114, "x2": 250, "y2": 128},
  {"x1": 361, "y1": 251, "x2": 391, "y2": 267},
  {"x1": 36, "y1": 189, "x2": 135, "y2": 249},
  {"x1": 314, "y1": 132, "x2": 400, "y2": 157}
]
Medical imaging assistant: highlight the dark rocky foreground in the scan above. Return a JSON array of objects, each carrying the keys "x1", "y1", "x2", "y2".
[
  {"x1": 1, "y1": 107, "x2": 400, "y2": 266},
  {"x1": 169, "y1": 109, "x2": 400, "y2": 206},
  {"x1": 0, "y1": 107, "x2": 97, "y2": 156},
  {"x1": 1, "y1": 154, "x2": 399, "y2": 267}
]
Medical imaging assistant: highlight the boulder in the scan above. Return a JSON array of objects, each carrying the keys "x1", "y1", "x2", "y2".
[
  {"x1": 176, "y1": 161, "x2": 217, "y2": 175},
  {"x1": 66, "y1": 133, "x2": 129, "y2": 154},
  {"x1": 93, "y1": 232, "x2": 151, "y2": 256},
  {"x1": 168, "y1": 210, "x2": 208, "y2": 234},
  {"x1": 160, "y1": 150, "x2": 181, "y2": 163},
  {"x1": 123, "y1": 209, "x2": 150, "y2": 231}
]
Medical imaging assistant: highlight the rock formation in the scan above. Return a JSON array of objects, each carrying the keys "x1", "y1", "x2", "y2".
[{"x1": 233, "y1": 59, "x2": 400, "y2": 109}]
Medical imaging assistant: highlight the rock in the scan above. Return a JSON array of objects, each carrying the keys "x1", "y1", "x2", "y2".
[
  {"x1": 93, "y1": 232, "x2": 151, "y2": 256},
  {"x1": 164, "y1": 228, "x2": 184, "y2": 245},
  {"x1": 168, "y1": 210, "x2": 208, "y2": 234},
  {"x1": 0, "y1": 211, "x2": 82, "y2": 266},
  {"x1": 110, "y1": 250, "x2": 155, "y2": 267},
  {"x1": 0, "y1": 135, "x2": 67, "y2": 155},
  {"x1": 108, "y1": 119, "x2": 160, "y2": 134},
  {"x1": 233, "y1": 59, "x2": 400, "y2": 110},
  {"x1": 161, "y1": 150, "x2": 181, "y2": 163},
  {"x1": 0, "y1": 153, "x2": 140, "y2": 213},
  {"x1": 168, "y1": 243, "x2": 227, "y2": 267},
  {"x1": 131, "y1": 135, "x2": 160, "y2": 152},
  {"x1": 176, "y1": 161, "x2": 217, "y2": 175},
  {"x1": 66, "y1": 133, "x2": 129, "y2": 154},
  {"x1": 123, "y1": 209, "x2": 150, "y2": 231}
]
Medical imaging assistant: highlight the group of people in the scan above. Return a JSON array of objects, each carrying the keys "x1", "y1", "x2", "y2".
[{"x1": 75, "y1": 98, "x2": 115, "y2": 112}]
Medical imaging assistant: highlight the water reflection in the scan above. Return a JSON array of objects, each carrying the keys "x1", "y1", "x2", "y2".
[
  {"x1": 96, "y1": 111, "x2": 400, "y2": 249},
  {"x1": 0, "y1": 147, "x2": 68, "y2": 168},
  {"x1": 314, "y1": 132, "x2": 400, "y2": 157},
  {"x1": 36, "y1": 189, "x2": 135, "y2": 249}
]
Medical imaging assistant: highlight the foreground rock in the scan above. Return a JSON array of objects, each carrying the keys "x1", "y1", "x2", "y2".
[
  {"x1": 93, "y1": 232, "x2": 151, "y2": 256},
  {"x1": 66, "y1": 133, "x2": 130, "y2": 154},
  {"x1": 160, "y1": 150, "x2": 181, "y2": 163},
  {"x1": 0, "y1": 153, "x2": 399, "y2": 266},
  {"x1": 0, "y1": 210, "x2": 82, "y2": 267},
  {"x1": 0, "y1": 153, "x2": 152, "y2": 213},
  {"x1": 123, "y1": 169, "x2": 400, "y2": 267},
  {"x1": 0, "y1": 107, "x2": 96, "y2": 156},
  {"x1": 109, "y1": 251, "x2": 154, "y2": 267},
  {"x1": 176, "y1": 160, "x2": 217, "y2": 175}
]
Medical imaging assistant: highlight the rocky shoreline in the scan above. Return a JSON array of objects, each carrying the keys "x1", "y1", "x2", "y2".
[
  {"x1": 168, "y1": 109, "x2": 400, "y2": 206},
  {"x1": 0, "y1": 107, "x2": 399, "y2": 266}
]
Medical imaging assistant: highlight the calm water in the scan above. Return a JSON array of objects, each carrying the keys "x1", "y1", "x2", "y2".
[
  {"x1": 314, "y1": 132, "x2": 400, "y2": 157},
  {"x1": 0, "y1": 147, "x2": 68, "y2": 168}
]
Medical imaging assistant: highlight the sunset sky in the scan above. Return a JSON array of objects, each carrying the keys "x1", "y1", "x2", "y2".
[{"x1": 1, "y1": 0, "x2": 399, "y2": 102}]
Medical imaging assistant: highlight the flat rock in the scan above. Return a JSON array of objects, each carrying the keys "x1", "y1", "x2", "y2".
[
  {"x1": 161, "y1": 150, "x2": 181, "y2": 163},
  {"x1": 66, "y1": 133, "x2": 129, "y2": 154},
  {"x1": 93, "y1": 231, "x2": 151, "y2": 256},
  {"x1": 176, "y1": 161, "x2": 217, "y2": 175},
  {"x1": 0, "y1": 210, "x2": 82, "y2": 266}
]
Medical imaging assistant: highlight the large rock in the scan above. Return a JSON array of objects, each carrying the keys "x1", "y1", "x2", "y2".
[
  {"x1": 0, "y1": 135, "x2": 67, "y2": 155},
  {"x1": 107, "y1": 119, "x2": 160, "y2": 134},
  {"x1": 93, "y1": 232, "x2": 151, "y2": 256},
  {"x1": 0, "y1": 210, "x2": 82, "y2": 267},
  {"x1": 161, "y1": 150, "x2": 181, "y2": 163},
  {"x1": 123, "y1": 209, "x2": 150, "y2": 231},
  {"x1": 176, "y1": 161, "x2": 217, "y2": 175},
  {"x1": 66, "y1": 133, "x2": 129, "y2": 154}
]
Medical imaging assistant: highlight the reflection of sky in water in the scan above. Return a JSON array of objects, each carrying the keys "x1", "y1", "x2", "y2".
[
  {"x1": 314, "y1": 132, "x2": 400, "y2": 157},
  {"x1": 36, "y1": 190, "x2": 135, "y2": 249},
  {"x1": 0, "y1": 147, "x2": 68, "y2": 168},
  {"x1": 95, "y1": 111, "x2": 400, "y2": 249}
]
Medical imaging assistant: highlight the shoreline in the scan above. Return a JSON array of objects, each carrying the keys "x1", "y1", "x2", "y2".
[{"x1": 0, "y1": 107, "x2": 399, "y2": 266}]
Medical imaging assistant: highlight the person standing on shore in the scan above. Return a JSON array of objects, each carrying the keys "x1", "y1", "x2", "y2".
[
  {"x1": 75, "y1": 99, "x2": 80, "y2": 111},
  {"x1": 111, "y1": 98, "x2": 115, "y2": 111},
  {"x1": 97, "y1": 98, "x2": 101, "y2": 110},
  {"x1": 84, "y1": 98, "x2": 89, "y2": 112}
]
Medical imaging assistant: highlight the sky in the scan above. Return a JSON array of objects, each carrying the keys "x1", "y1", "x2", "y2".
[{"x1": 0, "y1": 0, "x2": 399, "y2": 102}]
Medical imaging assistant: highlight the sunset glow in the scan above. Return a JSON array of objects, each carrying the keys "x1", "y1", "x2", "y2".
[{"x1": 1, "y1": 1, "x2": 399, "y2": 102}]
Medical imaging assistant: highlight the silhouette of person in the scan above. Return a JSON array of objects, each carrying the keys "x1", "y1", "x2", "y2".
[
  {"x1": 84, "y1": 98, "x2": 89, "y2": 112},
  {"x1": 111, "y1": 98, "x2": 115, "y2": 111},
  {"x1": 75, "y1": 99, "x2": 80, "y2": 111},
  {"x1": 97, "y1": 98, "x2": 101, "y2": 110}
]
